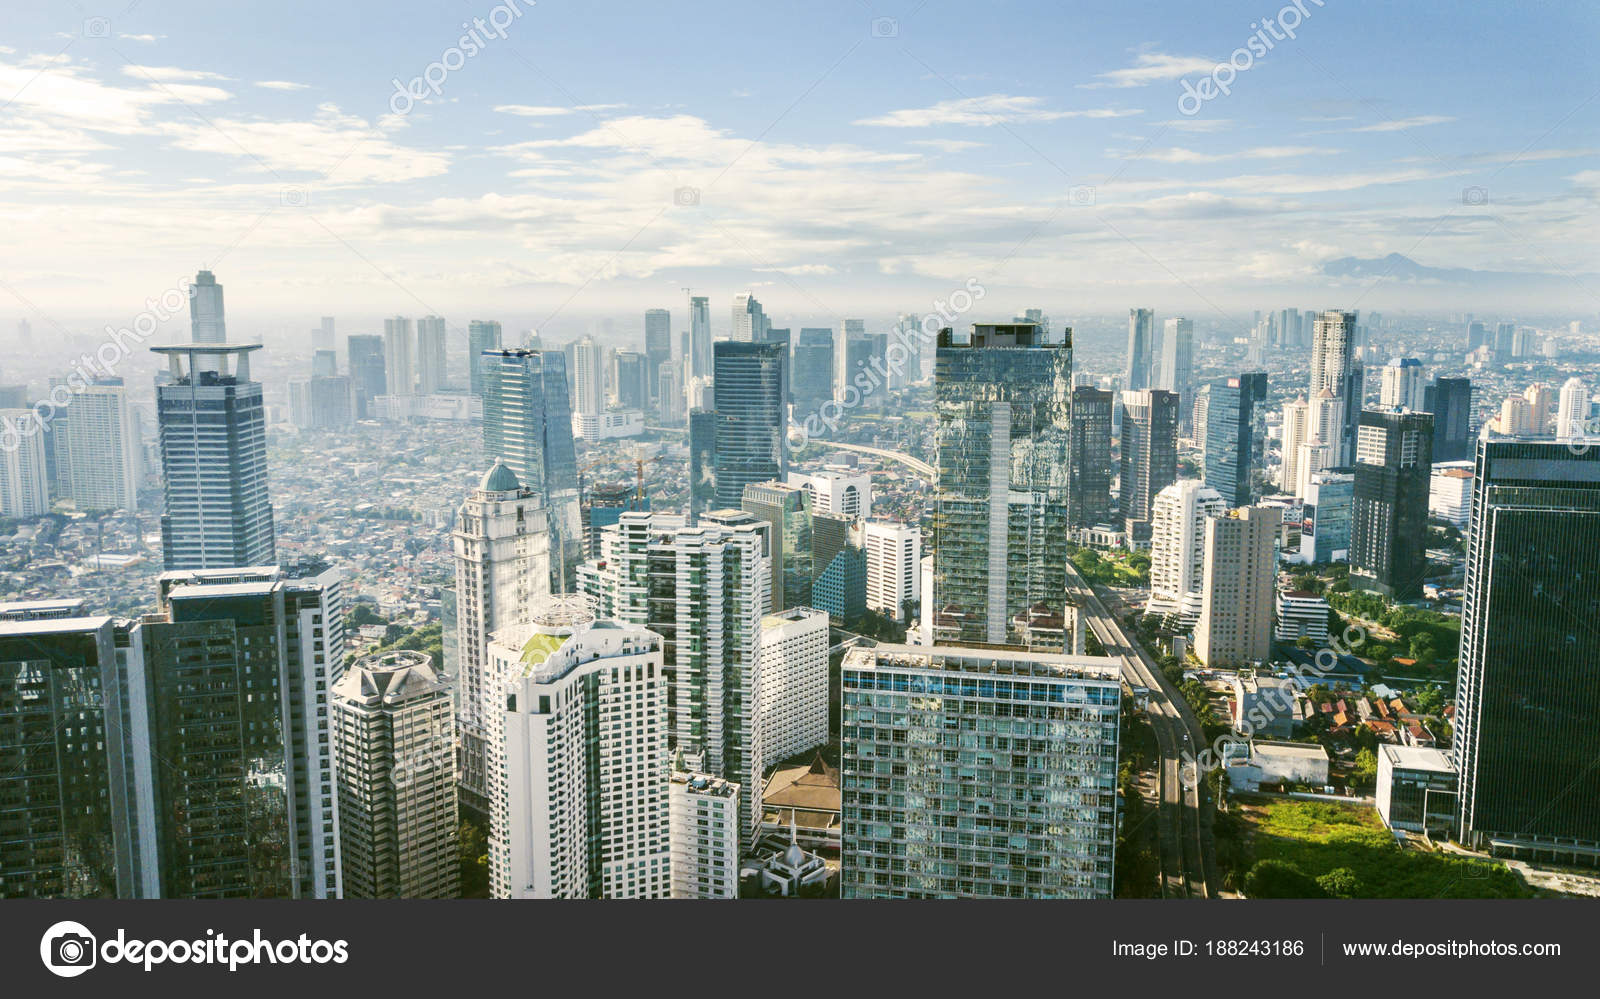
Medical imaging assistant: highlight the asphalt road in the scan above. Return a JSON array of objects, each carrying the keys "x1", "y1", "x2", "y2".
[{"x1": 1067, "y1": 561, "x2": 1219, "y2": 899}]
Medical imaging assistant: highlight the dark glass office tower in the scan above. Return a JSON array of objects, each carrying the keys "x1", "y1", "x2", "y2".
[
  {"x1": 711, "y1": 340, "x2": 788, "y2": 510},
  {"x1": 1350, "y1": 408, "x2": 1433, "y2": 598},
  {"x1": 0, "y1": 614, "x2": 141, "y2": 898},
  {"x1": 645, "y1": 308, "x2": 672, "y2": 408},
  {"x1": 1455, "y1": 437, "x2": 1600, "y2": 862},
  {"x1": 1423, "y1": 376, "x2": 1474, "y2": 462},
  {"x1": 480, "y1": 348, "x2": 583, "y2": 592},
  {"x1": 932, "y1": 323, "x2": 1073, "y2": 648},
  {"x1": 347, "y1": 333, "x2": 387, "y2": 419},
  {"x1": 467, "y1": 320, "x2": 502, "y2": 397},
  {"x1": 811, "y1": 511, "x2": 866, "y2": 626},
  {"x1": 140, "y1": 565, "x2": 343, "y2": 899},
  {"x1": 152, "y1": 342, "x2": 275, "y2": 571},
  {"x1": 613, "y1": 350, "x2": 649, "y2": 409},
  {"x1": 838, "y1": 331, "x2": 882, "y2": 414},
  {"x1": 1119, "y1": 389, "x2": 1179, "y2": 546},
  {"x1": 792, "y1": 327, "x2": 835, "y2": 420},
  {"x1": 1200, "y1": 371, "x2": 1269, "y2": 508},
  {"x1": 688, "y1": 409, "x2": 718, "y2": 522},
  {"x1": 1069, "y1": 386, "x2": 1113, "y2": 530}
]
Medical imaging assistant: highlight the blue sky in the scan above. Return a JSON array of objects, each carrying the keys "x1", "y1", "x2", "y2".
[{"x1": 2, "y1": 0, "x2": 1597, "y2": 334}]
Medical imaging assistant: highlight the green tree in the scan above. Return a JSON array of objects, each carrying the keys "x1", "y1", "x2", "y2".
[
  {"x1": 1243, "y1": 859, "x2": 1325, "y2": 898},
  {"x1": 1317, "y1": 867, "x2": 1363, "y2": 899},
  {"x1": 1352, "y1": 747, "x2": 1378, "y2": 789}
]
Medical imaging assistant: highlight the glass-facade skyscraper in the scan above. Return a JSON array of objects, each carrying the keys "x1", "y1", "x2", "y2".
[
  {"x1": 932, "y1": 323, "x2": 1072, "y2": 649},
  {"x1": 710, "y1": 340, "x2": 788, "y2": 510},
  {"x1": 480, "y1": 348, "x2": 582, "y2": 592},
  {"x1": 153, "y1": 341, "x2": 275, "y2": 571},
  {"x1": 1068, "y1": 386, "x2": 1113, "y2": 530},
  {"x1": 467, "y1": 319, "x2": 502, "y2": 397},
  {"x1": 1455, "y1": 437, "x2": 1600, "y2": 862},
  {"x1": 792, "y1": 327, "x2": 835, "y2": 419},
  {"x1": 1118, "y1": 388, "x2": 1179, "y2": 547},
  {"x1": 1199, "y1": 371, "x2": 1268, "y2": 508}
]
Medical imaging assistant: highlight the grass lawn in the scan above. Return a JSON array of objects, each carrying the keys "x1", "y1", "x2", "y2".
[{"x1": 1241, "y1": 800, "x2": 1531, "y2": 898}]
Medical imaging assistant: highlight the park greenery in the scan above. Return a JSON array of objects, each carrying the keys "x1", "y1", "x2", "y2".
[
  {"x1": 1070, "y1": 547, "x2": 1150, "y2": 588},
  {"x1": 1232, "y1": 801, "x2": 1529, "y2": 898}
]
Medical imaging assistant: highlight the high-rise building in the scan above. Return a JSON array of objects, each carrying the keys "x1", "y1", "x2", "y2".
[
  {"x1": 1351, "y1": 409, "x2": 1434, "y2": 599},
  {"x1": 1556, "y1": 376, "x2": 1590, "y2": 442},
  {"x1": 467, "y1": 320, "x2": 502, "y2": 396},
  {"x1": 416, "y1": 315, "x2": 446, "y2": 395},
  {"x1": 1200, "y1": 371, "x2": 1268, "y2": 508},
  {"x1": 932, "y1": 323, "x2": 1072, "y2": 648},
  {"x1": 758, "y1": 606, "x2": 830, "y2": 763},
  {"x1": 489, "y1": 604, "x2": 669, "y2": 898},
  {"x1": 731, "y1": 292, "x2": 767, "y2": 342},
  {"x1": 583, "y1": 479, "x2": 649, "y2": 560},
  {"x1": 312, "y1": 348, "x2": 338, "y2": 378},
  {"x1": 1310, "y1": 310, "x2": 1363, "y2": 465},
  {"x1": 1455, "y1": 437, "x2": 1600, "y2": 862},
  {"x1": 579, "y1": 512, "x2": 766, "y2": 843},
  {"x1": 742, "y1": 480, "x2": 812, "y2": 612},
  {"x1": 791, "y1": 327, "x2": 835, "y2": 419},
  {"x1": 710, "y1": 340, "x2": 787, "y2": 509},
  {"x1": 332, "y1": 650, "x2": 459, "y2": 899},
  {"x1": 644, "y1": 308, "x2": 672, "y2": 408},
  {"x1": 788, "y1": 468, "x2": 871, "y2": 519},
  {"x1": 1195, "y1": 505, "x2": 1281, "y2": 667},
  {"x1": 811, "y1": 511, "x2": 866, "y2": 626},
  {"x1": 611, "y1": 349, "x2": 649, "y2": 410},
  {"x1": 1281, "y1": 396, "x2": 1312, "y2": 495},
  {"x1": 1300, "y1": 469, "x2": 1354, "y2": 564},
  {"x1": 569, "y1": 335, "x2": 604, "y2": 417},
  {"x1": 189, "y1": 269, "x2": 226, "y2": 343},
  {"x1": 479, "y1": 348, "x2": 582, "y2": 591},
  {"x1": 152, "y1": 341, "x2": 274, "y2": 570},
  {"x1": 1423, "y1": 376, "x2": 1473, "y2": 462},
  {"x1": 1119, "y1": 389, "x2": 1179, "y2": 546},
  {"x1": 687, "y1": 408, "x2": 717, "y2": 520},
  {"x1": 1148, "y1": 480, "x2": 1226, "y2": 628},
  {"x1": 347, "y1": 334, "x2": 386, "y2": 418},
  {"x1": 836, "y1": 329, "x2": 880, "y2": 412},
  {"x1": 1466, "y1": 320, "x2": 1488, "y2": 353},
  {"x1": 141, "y1": 563, "x2": 344, "y2": 897},
  {"x1": 289, "y1": 375, "x2": 353, "y2": 430},
  {"x1": 840, "y1": 644, "x2": 1121, "y2": 898},
  {"x1": 688, "y1": 295, "x2": 712, "y2": 379},
  {"x1": 0, "y1": 613, "x2": 143, "y2": 897},
  {"x1": 1379, "y1": 357, "x2": 1426, "y2": 411},
  {"x1": 384, "y1": 317, "x2": 415, "y2": 396},
  {"x1": 452, "y1": 461, "x2": 551, "y2": 810},
  {"x1": 1068, "y1": 386, "x2": 1114, "y2": 530},
  {"x1": 1125, "y1": 307, "x2": 1155, "y2": 393},
  {"x1": 0, "y1": 408, "x2": 50, "y2": 517},
  {"x1": 1158, "y1": 317, "x2": 1194, "y2": 429},
  {"x1": 863, "y1": 519, "x2": 919, "y2": 621},
  {"x1": 669, "y1": 771, "x2": 740, "y2": 899}
]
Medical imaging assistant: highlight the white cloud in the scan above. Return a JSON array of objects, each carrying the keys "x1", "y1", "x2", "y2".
[
  {"x1": 856, "y1": 94, "x2": 1141, "y2": 127},
  {"x1": 909, "y1": 139, "x2": 987, "y2": 152},
  {"x1": 1082, "y1": 51, "x2": 1218, "y2": 89},
  {"x1": 1349, "y1": 115, "x2": 1456, "y2": 133},
  {"x1": 1153, "y1": 118, "x2": 1233, "y2": 133},
  {"x1": 256, "y1": 80, "x2": 310, "y2": 91},
  {"x1": 1116, "y1": 145, "x2": 1331, "y2": 164},
  {"x1": 494, "y1": 104, "x2": 576, "y2": 117},
  {"x1": 118, "y1": 34, "x2": 163, "y2": 43},
  {"x1": 121, "y1": 65, "x2": 230, "y2": 82}
]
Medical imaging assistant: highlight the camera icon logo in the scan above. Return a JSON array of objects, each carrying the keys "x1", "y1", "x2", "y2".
[
  {"x1": 1462, "y1": 186, "x2": 1488, "y2": 206},
  {"x1": 870, "y1": 17, "x2": 898, "y2": 38},
  {"x1": 673, "y1": 186, "x2": 700, "y2": 207},
  {"x1": 83, "y1": 17, "x2": 111, "y2": 37},
  {"x1": 281, "y1": 186, "x2": 310, "y2": 207},
  {"x1": 1068, "y1": 184, "x2": 1097, "y2": 207},
  {"x1": 40, "y1": 921, "x2": 97, "y2": 978}
]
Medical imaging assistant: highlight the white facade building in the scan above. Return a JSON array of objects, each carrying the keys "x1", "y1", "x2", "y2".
[
  {"x1": 572, "y1": 409, "x2": 645, "y2": 442},
  {"x1": 1378, "y1": 358, "x2": 1425, "y2": 411},
  {"x1": 572, "y1": 336, "x2": 605, "y2": 417},
  {"x1": 1147, "y1": 480, "x2": 1225, "y2": 627},
  {"x1": 490, "y1": 605, "x2": 668, "y2": 898},
  {"x1": 1556, "y1": 376, "x2": 1590, "y2": 441},
  {"x1": 862, "y1": 520, "x2": 920, "y2": 620},
  {"x1": 56, "y1": 379, "x2": 142, "y2": 511},
  {"x1": 669, "y1": 771, "x2": 740, "y2": 899},
  {"x1": 1428, "y1": 461, "x2": 1473, "y2": 528},
  {"x1": 0, "y1": 410, "x2": 50, "y2": 517},
  {"x1": 759, "y1": 606, "x2": 830, "y2": 764},
  {"x1": 788, "y1": 468, "x2": 872, "y2": 518},
  {"x1": 1280, "y1": 396, "x2": 1311, "y2": 494},
  {"x1": 1195, "y1": 505, "x2": 1281, "y2": 667},
  {"x1": 1275, "y1": 590, "x2": 1330, "y2": 644},
  {"x1": 452, "y1": 461, "x2": 551, "y2": 806},
  {"x1": 384, "y1": 316, "x2": 415, "y2": 396}
]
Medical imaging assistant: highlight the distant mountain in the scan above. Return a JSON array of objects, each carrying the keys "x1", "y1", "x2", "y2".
[{"x1": 1321, "y1": 253, "x2": 1599, "y2": 297}]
